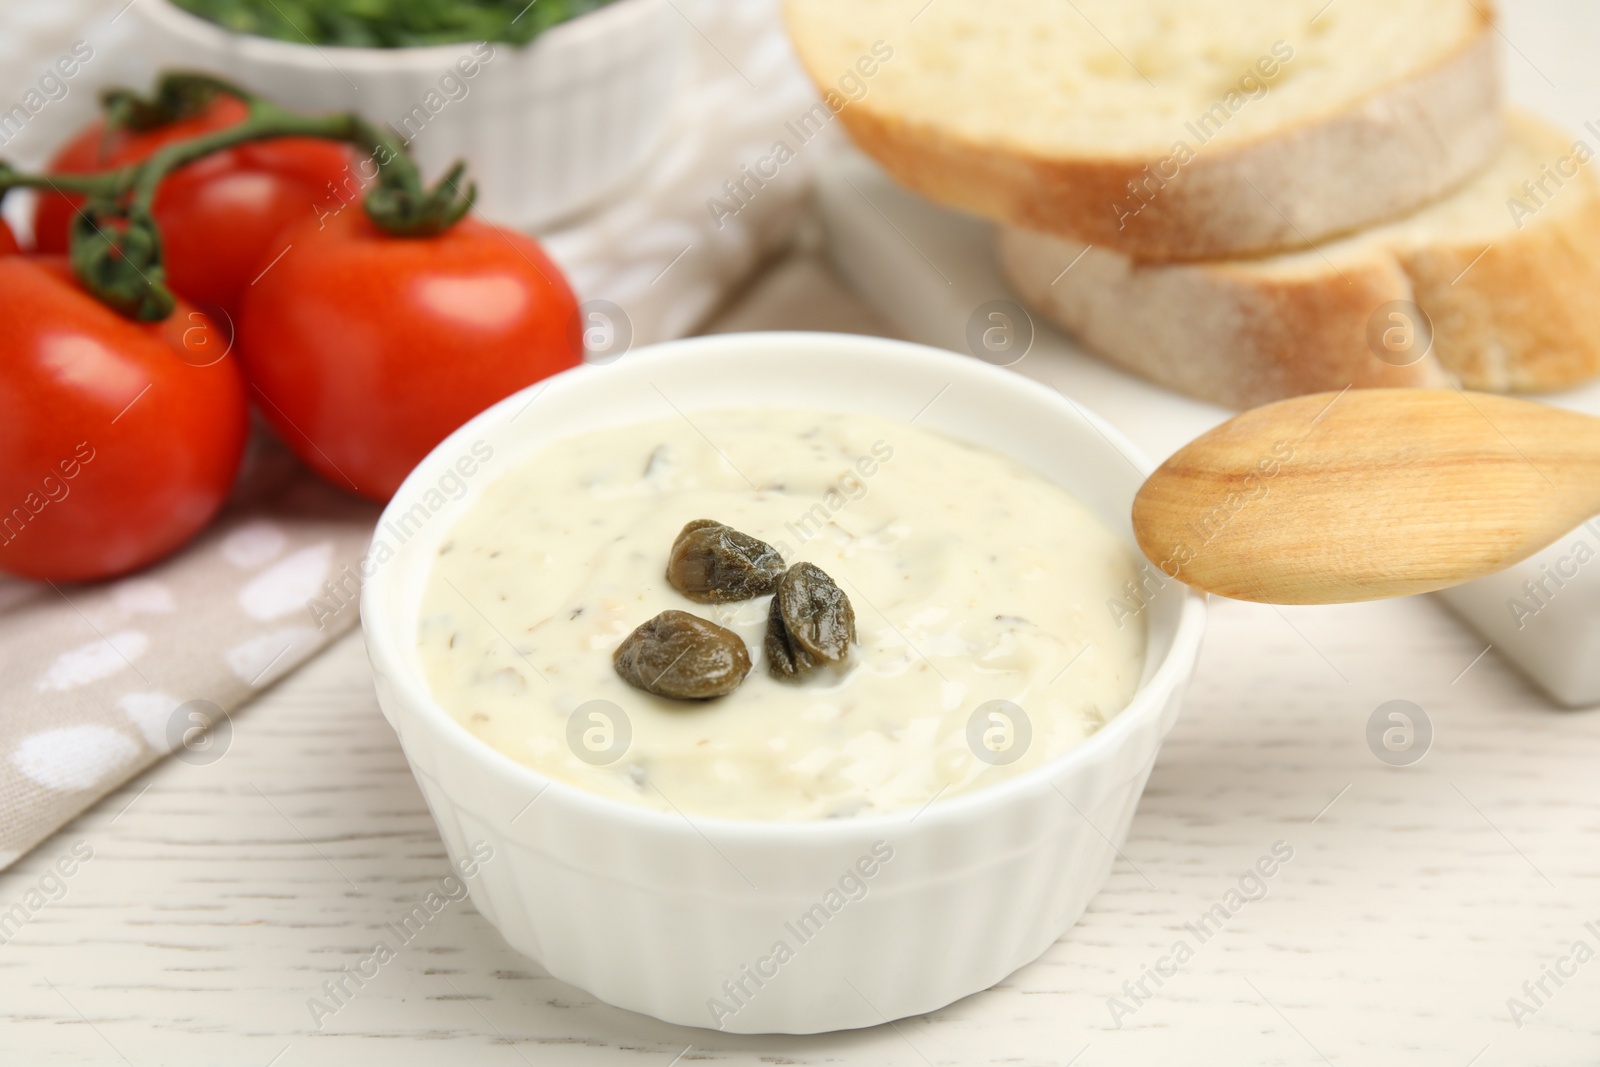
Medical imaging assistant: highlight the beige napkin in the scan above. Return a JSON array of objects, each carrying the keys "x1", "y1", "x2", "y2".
[{"x1": 0, "y1": 0, "x2": 833, "y2": 869}]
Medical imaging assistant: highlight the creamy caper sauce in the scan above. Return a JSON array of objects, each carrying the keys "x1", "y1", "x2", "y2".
[{"x1": 416, "y1": 409, "x2": 1145, "y2": 820}]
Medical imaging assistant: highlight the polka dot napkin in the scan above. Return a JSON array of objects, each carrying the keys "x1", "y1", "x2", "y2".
[
  {"x1": 0, "y1": 440, "x2": 379, "y2": 871},
  {"x1": 0, "y1": 0, "x2": 831, "y2": 870}
]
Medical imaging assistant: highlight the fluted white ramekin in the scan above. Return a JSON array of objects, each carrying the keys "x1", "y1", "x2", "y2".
[
  {"x1": 135, "y1": 0, "x2": 684, "y2": 228},
  {"x1": 361, "y1": 332, "x2": 1207, "y2": 1034}
]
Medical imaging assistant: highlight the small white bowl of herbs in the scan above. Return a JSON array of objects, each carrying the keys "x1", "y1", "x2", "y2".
[{"x1": 138, "y1": 0, "x2": 685, "y2": 228}]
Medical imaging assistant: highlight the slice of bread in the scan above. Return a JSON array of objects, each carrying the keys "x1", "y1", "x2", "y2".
[
  {"x1": 997, "y1": 110, "x2": 1600, "y2": 408},
  {"x1": 784, "y1": 0, "x2": 1502, "y2": 261}
]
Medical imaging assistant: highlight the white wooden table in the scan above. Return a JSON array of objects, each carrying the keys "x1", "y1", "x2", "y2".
[{"x1": 3, "y1": 254, "x2": 1599, "y2": 1066}]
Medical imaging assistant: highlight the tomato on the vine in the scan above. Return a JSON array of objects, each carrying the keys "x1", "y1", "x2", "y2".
[
  {"x1": 238, "y1": 210, "x2": 581, "y2": 500},
  {"x1": 0, "y1": 257, "x2": 249, "y2": 582},
  {"x1": 33, "y1": 94, "x2": 358, "y2": 318},
  {"x1": 34, "y1": 94, "x2": 243, "y2": 252},
  {"x1": 0, "y1": 221, "x2": 19, "y2": 255}
]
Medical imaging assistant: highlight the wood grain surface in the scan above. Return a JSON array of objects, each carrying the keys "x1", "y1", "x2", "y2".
[
  {"x1": 1132, "y1": 389, "x2": 1600, "y2": 604},
  {"x1": 3, "y1": 585, "x2": 1597, "y2": 1065}
]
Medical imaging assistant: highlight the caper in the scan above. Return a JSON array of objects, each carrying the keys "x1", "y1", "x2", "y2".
[
  {"x1": 765, "y1": 562, "x2": 856, "y2": 678},
  {"x1": 665, "y1": 519, "x2": 786, "y2": 603},
  {"x1": 613, "y1": 610, "x2": 751, "y2": 699},
  {"x1": 764, "y1": 593, "x2": 800, "y2": 677}
]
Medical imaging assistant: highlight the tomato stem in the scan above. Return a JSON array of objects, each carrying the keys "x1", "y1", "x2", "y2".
[
  {"x1": 0, "y1": 71, "x2": 476, "y2": 321},
  {"x1": 0, "y1": 164, "x2": 140, "y2": 198}
]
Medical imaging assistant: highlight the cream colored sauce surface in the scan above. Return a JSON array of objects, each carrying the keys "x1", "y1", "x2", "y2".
[{"x1": 416, "y1": 409, "x2": 1145, "y2": 820}]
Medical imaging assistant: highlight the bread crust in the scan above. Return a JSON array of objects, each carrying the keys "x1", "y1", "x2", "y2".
[
  {"x1": 997, "y1": 232, "x2": 1450, "y2": 408},
  {"x1": 997, "y1": 145, "x2": 1600, "y2": 406},
  {"x1": 1398, "y1": 191, "x2": 1600, "y2": 392},
  {"x1": 790, "y1": 7, "x2": 1502, "y2": 261}
]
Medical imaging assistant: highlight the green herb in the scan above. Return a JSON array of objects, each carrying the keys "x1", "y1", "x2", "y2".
[{"x1": 169, "y1": 0, "x2": 619, "y2": 49}]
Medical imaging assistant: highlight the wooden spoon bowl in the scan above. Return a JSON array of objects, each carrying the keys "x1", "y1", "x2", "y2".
[{"x1": 1132, "y1": 389, "x2": 1600, "y2": 604}]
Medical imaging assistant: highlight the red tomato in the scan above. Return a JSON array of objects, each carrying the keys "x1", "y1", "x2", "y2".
[
  {"x1": 0, "y1": 258, "x2": 249, "y2": 582},
  {"x1": 0, "y1": 221, "x2": 19, "y2": 255},
  {"x1": 238, "y1": 210, "x2": 581, "y2": 500},
  {"x1": 33, "y1": 95, "x2": 246, "y2": 253},
  {"x1": 34, "y1": 95, "x2": 358, "y2": 318}
]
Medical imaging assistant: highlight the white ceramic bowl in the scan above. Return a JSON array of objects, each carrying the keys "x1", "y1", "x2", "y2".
[
  {"x1": 136, "y1": 0, "x2": 684, "y2": 228},
  {"x1": 361, "y1": 332, "x2": 1207, "y2": 1033}
]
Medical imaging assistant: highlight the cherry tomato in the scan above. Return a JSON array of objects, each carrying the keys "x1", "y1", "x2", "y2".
[
  {"x1": 33, "y1": 95, "x2": 358, "y2": 318},
  {"x1": 0, "y1": 258, "x2": 249, "y2": 582},
  {"x1": 33, "y1": 95, "x2": 246, "y2": 253},
  {"x1": 237, "y1": 210, "x2": 581, "y2": 500},
  {"x1": 0, "y1": 221, "x2": 19, "y2": 255}
]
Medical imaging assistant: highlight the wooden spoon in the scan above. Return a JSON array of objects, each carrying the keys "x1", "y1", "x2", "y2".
[{"x1": 1131, "y1": 388, "x2": 1600, "y2": 604}]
